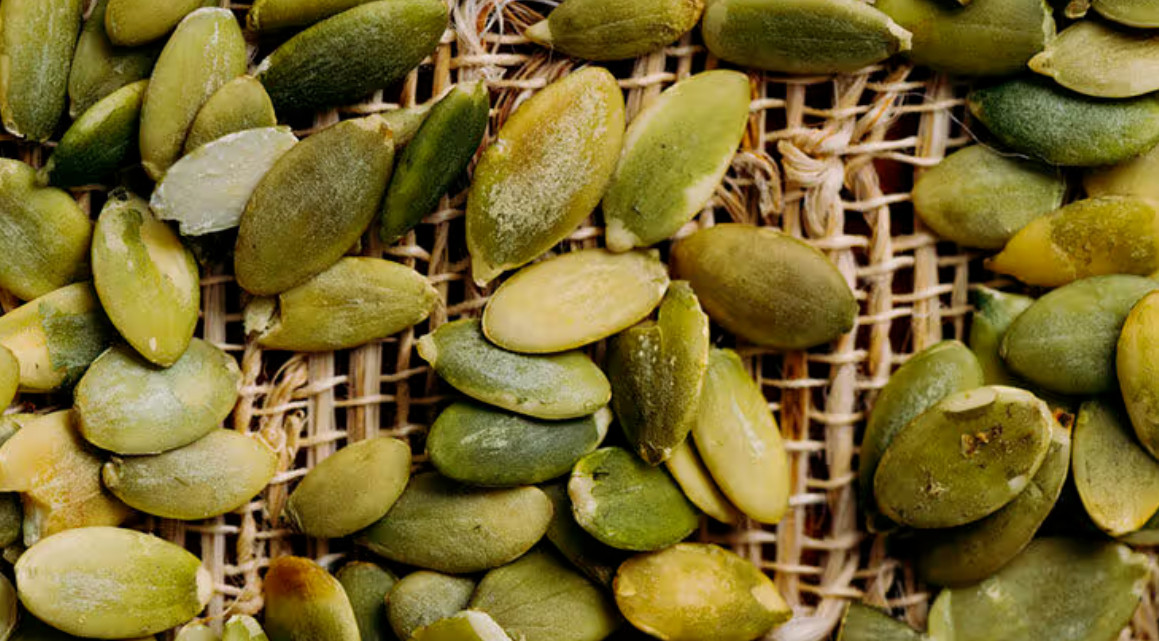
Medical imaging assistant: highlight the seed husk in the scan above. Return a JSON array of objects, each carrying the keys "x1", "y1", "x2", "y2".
[
  {"x1": 102, "y1": 430, "x2": 276, "y2": 520},
  {"x1": 418, "y1": 319, "x2": 611, "y2": 420},
  {"x1": 969, "y1": 287, "x2": 1034, "y2": 387},
  {"x1": 381, "y1": 81, "x2": 489, "y2": 245},
  {"x1": 1085, "y1": 139, "x2": 1159, "y2": 202},
  {"x1": 1001, "y1": 275, "x2": 1159, "y2": 395},
  {"x1": 359, "y1": 472, "x2": 553, "y2": 574},
  {"x1": 664, "y1": 441, "x2": 741, "y2": 526},
  {"x1": 387, "y1": 571, "x2": 476, "y2": 641},
  {"x1": 263, "y1": 556, "x2": 360, "y2": 641},
  {"x1": 874, "y1": 386, "x2": 1053, "y2": 529},
  {"x1": 68, "y1": 0, "x2": 157, "y2": 119},
  {"x1": 183, "y1": 76, "x2": 277, "y2": 153},
  {"x1": 701, "y1": 0, "x2": 911, "y2": 74},
  {"x1": 0, "y1": 0, "x2": 83, "y2": 141},
  {"x1": 410, "y1": 612, "x2": 512, "y2": 641},
  {"x1": 525, "y1": 0, "x2": 703, "y2": 61},
  {"x1": 335, "y1": 562, "x2": 396, "y2": 641},
  {"x1": 235, "y1": 117, "x2": 395, "y2": 295},
  {"x1": 469, "y1": 549, "x2": 621, "y2": 641},
  {"x1": 569, "y1": 447, "x2": 698, "y2": 552},
  {"x1": 255, "y1": 0, "x2": 448, "y2": 113},
  {"x1": 1072, "y1": 398, "x2": 1159, "y2": 537},
  {"x1": 482, "y1": 249, "x2": 669, "y2": 354},
  {"x1": 0, "y1": 346, "x2": 18, "y2": 410},
  {"x1": 836, "y1": 603, "x2": 921, "y2": 641},
  {"x1": 1119, "y1": 291, "x2": 1159, "y2": 459},
  {"x1": 1030, "y1": 20, "x2": 1159, "y2": 98},
  {"x1": 138, "y1": 7, "x2": 246, "y2": 180},
  {"x1": 247, "y1": 0, "x2": 376, "y2": 31},
  {"x1": 967, "y1": 77, "x2": 1159, "y2": 167},
  {"x1": 540, "y1": 481, "x2": 625, "y2": 587},
  {"x1": 39, "y1": 79, "x2": 147, "y2": 188},
  {"x1": 428, "y1": 403, "x2": 610, "y2": 487},
  {"x1": 614, "y1": 543, "x2": 790, "y2": 641},
  {"x1": 0, "y1": 159, "x2": 93, "y2": 301},
  {"x1": 244, "y1": 257, "x2": 437, "y2": 351},
  {"x1": 466, "y1": 68, "x2": 625, "y2": 284},
  {"x1": 0, "y1": 571, "x2": 12, "y2": 641},
  {"x1": 284, "y1": 436, "x2": 411, "y2": 538},
  {"x1": 222, "y1": 615, "x2": 267, "y2": 641},
  {"x1": 177, "y1": 623, "x2": 220, "y2": 641},
  {"x1": 1093, "y1": 0, "x2": 1159, "y2": 27},
  {"x1": 105, "y1": 0, "x2": 211, "y2": 46}
]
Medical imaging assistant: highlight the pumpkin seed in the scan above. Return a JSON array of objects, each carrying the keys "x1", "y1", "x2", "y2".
[
  {"x1": 672, "y1": 224, "x2": 856, "y2": 349},
  {"x1": 467, "y1": 68, "x2": 625, "y2": 284},
  {"x1": 223, "y1": 616, "x2": 267, "y2": 641},
  {"x1": 0, "y1": 347, "x2": 17, "y2": 410},
  {"x1": 0, "y1": 496, "x2": 20, "y2": 557},
  {"x1": 75, "y1": 340, "x2": 240, "y2": 454},
  {"x1": 541, "y1": 481, "x2": 625, "y2": 587},
  {"x1": 912, "y1": 146, "x2": 1064, "y2": 250},
  {"x1": 968, "y1": 77, "x2": 1159, "y2": 167},
  {"x1": 418, "y1": 319, "x2": 611, "y2": 420},
  {"x1": 39, "y1": 79, "x2": 147, "y2": 188},
  {"x1": 246, "y1": 0, "x2": 376, "y2": 31},
  {"x1": 68, "y1": 0, "x2": 157, "y2": 119},
  {"x1": 693, "y1": 348, "x2": 790, "y2": 525},
  {"x1": 0, "y1": 0, "x2": 83, "y2": 141},
  {"x1": 1001, "y1": 275, "x2": 1159, "y2": 395},
  {"x1": 410, "y1": 612, "x2": 512, "y2": 641},
  {"x1": 469, "y1": 549, "x2": 621, "y2": 641},
  {"x1": 263, "y1": 557, "x2": 360, "y2": 641},
  {"x1": 1072, "y1": 398, "x2": 1159, "y2": 537},
  {"x1": 380, "y1": 104, "x2": 433, "y2": 150},
  {"x1": 138, "y1": 7, "x2": 246, "y2": 180},
  {"x1": 1119, "y1": 509, "x2": 1159, "y2": 545},
  {"x1": 91, "y1": 189, "x2": 200, "y2": 366},
  {"x1": 1093, "y1": 0, "x2": 1159, "y2": 26},
  {"x1": 482, "y1": 249, "x2": 669, "y2": 354},
  {"x1": 381, "y1": 81, "x2": 489, "y2": 245},
  {"x1": 0, "y1": 159, "x2": 93, "y2": 301},
  {"x1": 16, "y1": 527, "x2": 211, "y2": 639},
  {"x1": 525, "y1": 0, "x2": 703, "y2": 61},
  {"x1": 177, "y1": 623, "x2": 219, "y2": 641},
  {"x1": 360, "y1": 472, "x2": 553, "y2": 574},
  {"x1": 255, "y1": 0, "x2": 448, "y2": 113},
  {"x1": 102, "y1": 430, "x2": 276, "y2": 520},
  {"x1": 235, "y1": 117, "x2": 395, "y2": 295},
  {"x1": 387, "y1": 572, "x2": 476, "y2": 640},
  {"x1": 1120, "y1": 291, "x2": 1159, "y2": 459},
  {"x1": 1085, "y1": 140, "x2": 1159, "y2": 202},
  {"x1": 284, "y1": 436, "x2": 411, "y2": 538},
  {"x1": 1030, "y1": 20, "x2": 1159, "y2": 98},
  {"x1": 184, "y1": 76, "x2": 277, "y2": 153},
  {"x1": 664, "y1": 441, "x2": 741, "y2": 526},
  {"x1": 0, "y1": 283, "x2": 114, "y2": 392},
  {"x1": 428, "y1": 403, "x2": 610, "y2": 487},
  {"x1": 836, "y1": 603, "x2": 922, "y2": 641},
  {"x1": 336, "y1": 562, "x2": 396, "y2": 641},
  {"x1": 969, "y1": 287, "x2": 1034, "y2": 387},
  {"x1": 152, "y1": 127, "x2": 299, "y2": 237},
  {"x1": 702, "y1": 0, "x2": 911, "y2": 73},
  {"x1": 614, "y1": 543, "x2": 790, "y2": 641},
  {"x1": 105, "y1": 0, "x2": 211, "y2": 46},
  {"x1": 874, "y1": 386, "x2": 1053, "y2": 529},
  {"x1": 244, "y1": 257, "x2": 437, "y2": 351},
  {"x1": 569, "y1": 447, "x2": 698, "y2": 551},
  {"x1": 925, "y1": 538, "x2": 1149, "y2": 641}
]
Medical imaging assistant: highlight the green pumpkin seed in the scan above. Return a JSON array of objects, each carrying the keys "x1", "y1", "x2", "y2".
[
  {"x1": 702, "y1": 0, "x2": 911, "y2": 74},
  {"x1": 0, "y1": 347, "x2": 17, "y2": 410},
  {"x1": 255, "y1": 0, "x2": 447, "y2": 113},
  {"x1": 836, "y1": 603, "x2": 921, "y2": 641},
  {"x1": 0, "y1": 283, "x2": 114, "y2": 392},
  {"x1": 263, "y1": 557, "x2": 360, "y2": 641},
  {"x1": 410, "y1": 612, "x2": 512, "y2": 641},
  {"x1": 469, "y1": 549, "x2": 621, "y2": 641},
  {"x1": 387, "y1": 571, "x2": 476, "y2": 640},
  {"x1": 247, "y1": 0, "x2": 376, "y2": 31},
  {"x1": 0, "y1": 494, "x2": 21, "y2": 555},
  {"x1": 284, "y1": 436, "x2": 411, "y2": 538},
  {"x1": 381, "y1": 82, "x2": 489, "y2": 245},
  {"x1": 67, "y1": 0, "x2": 157, "y2": 119},
  {"x1": 336, "y1": 562, "x2": 396, "y2": 641},
  {"x1": 105, "y1": 0, "x2": 211, "y2": 46},
  {"x1": 482, "y1": 249, "x2": 669, "y2": 354},
  {"x1": 604, "y1": 70, "x2": 748, "y2": 252},
  {"x1": 968, "y1": 77, "x2": 1159, "y2": 167},
  {"x1": 525, "y1": 0, "x2": 703, "y2": 61},
  {"x1": 138, "y1": 7, "x2": 246, "y2": 180},
  {"x1": 429, "y1": 403, "x2": 610, "y2": 487},
  {"x1": 926, "y1": 538, "x2": 1149, "y2": 641},
  {"x1": 664, "y1": 441, "x2": 741, "y2": 526},
  {"x1": 969, "y1": 287, "x2": 1034, "y2": 386},
  {"x1": 244, "y1": 257, "x2": 437, "y2": 351},
  {"x1": 915, "y1": 416, "x2": 1070, "y2": 586},
  {"x1": 1072, "y1": 398, "x2": 1159, "y2": 536},
  {"x1": 223, "y1": 616, "x2": 267, "y2": 641},
  {"x1": 1085, "y1": 139, "x2": 1159, "y2": 202},
  {"x1": 183, "y1": 76, "x2": 278, "y2": 154},
  {"x1": 0, "y1": 160, "x2": 93, "y2": 302},
  {"x1": 1093, "y1": 0, "x2": 1159, "y2": 26},
  {"x1": 176, "y1": 622, "x2": 219, "y2": 641},
  {"x1": 466, "y1": 68, "x2": 625, "y2": 285},
  {"x1": 912, "y1": 145, "x2": 1064, "y2": 250},
  {"x1": 102, "y1": 430, "x2": 276, "y2": 520},
  {"x1": 614, "y1": 543, "x2": 790, "y2": 641},
  {"x1": 1001, "y1": 275, "x2": 1159, "y2": 395},
  {"x1": 569, "y1": 447, "x2": 698, "y2": 551},
  {"x1": 0, "y1": 0, "x2": 83, "y2": 141},
  {"x1": 418, "y1": 319, "x2": 611, "y2": 420},
  {"x1": 1030, "y1": 20, "x2": 1159, "y2": 98},
  {"x1": 1120, "y1": 291, "x2": 1159, "y2": 459},
  {"x1": 541, "y1": 481, "x2": 625, "y2": 587},
  {"x1": 74, "y1": 340, "x2": 241, "y2": 454},
  {"x1": 235, "y1": 117, "x2": 395, "y2": 295},
  {"x1": 860, "y1": 341, "x2": 983, "y2": 530},
  {"x1": 874, "y1": 386, "x2": 1053, "y2": 529},
  {"x1": 39, "y1": 79, "x2": 147, "y2": 188},
  {"x1": 360, "y1": 472, "x2": 553, "y2": 574},
  {"x1": 380, "y1": 104, "x2": 432, "y2": 150},
  {"x1": 91, "y1": 189, "x2": 200, "y2": 366},
  {"x1": 672, "y1": 224, "x2": 856, "y2": 349}
]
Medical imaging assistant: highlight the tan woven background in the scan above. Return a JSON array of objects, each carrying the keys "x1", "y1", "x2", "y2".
[{"x1": 3, "y1": 0, "x2": 1159, "y2": 639}]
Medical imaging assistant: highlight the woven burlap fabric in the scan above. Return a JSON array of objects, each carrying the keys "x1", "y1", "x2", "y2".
[{"x1": 3, "y1": 1, "x2": 1159, "y2": 639}]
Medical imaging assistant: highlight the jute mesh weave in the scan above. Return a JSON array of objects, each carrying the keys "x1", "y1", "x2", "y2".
[{"x1": 4, "y1": 1, "x2": 1159, "y2": 639}]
